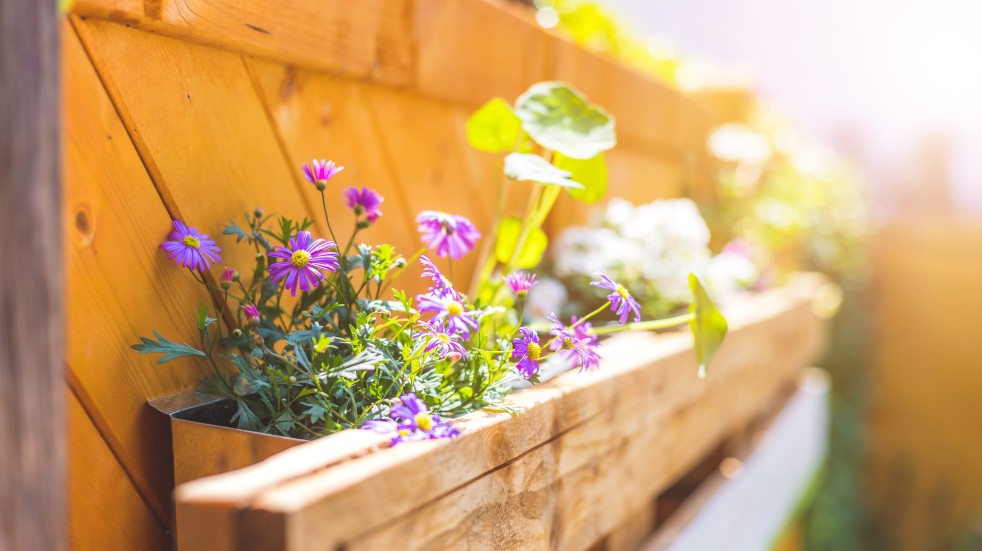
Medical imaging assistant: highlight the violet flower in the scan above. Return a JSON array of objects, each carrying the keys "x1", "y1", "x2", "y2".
[
  {"x1": 504, "y1": 272, "x2": 537, "y2": 298},
  {"x1": 360, "y1": 393, "x2": 459, "y2": 446},
  {"x1": 419, "y1": 255, "x2": 454, "y2": 294},
  {"x1": 570, "y1": 315, "x2": 600, "y2": 371},
  {"x1": 591, "y1": 273, "x2": 642, "y2": 324},
  {"x1": 417, "y1": 290, "x2": 479, "y2": 338},
  {"x1": 417, "y1": 321, "x2": 468, "y2": 360},
  {"x1": 160, "y1": 220, "x2": 222, "y2": 271},
  {"x1": 342, "y1": 186, "x2": 383, "y2": 222},
  {"x1": 302, "y1": 159, "x2": 344, "y2": 190},
  {"x1": 548, "y1": 314, "x2": 601, "y2": 372},
  {"x1": 511, "y1": 327, "x2": 542, "y2": 379},
  {"x1": 416, "y1": 211, "x2": 482, "y2": 259},
  {"x1": 268, "y1": 231, "x2": 339, "y2": 296}
]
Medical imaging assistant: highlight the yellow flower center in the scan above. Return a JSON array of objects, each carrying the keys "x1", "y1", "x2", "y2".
[
  {"x1": 182, "y1": 235, "x2": 200, "y2": 249},
  {"x1": 527, "y1": 342, "x2": 541, "y2": 361},
  {"x1": 562, "y1": 337, "x2": 574, "y2": 350},
  {"x1": 291, "y1": 249, "x2": 311, "y2": 268},
  {"x1": 616, "y1": 285, "x2": 630, "y2": 299},
  {"x1": 447, "y1": 301, "x2": 464, "y2": 316},
  {"x1": 415, "y1": 412, "x2": 433, "y2": 431},
  {"x1": 398, "y1": 429, "x2": 411, "y2": 437}
]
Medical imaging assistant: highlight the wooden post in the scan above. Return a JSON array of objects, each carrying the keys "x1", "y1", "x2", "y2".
[{"x1": 0, "y1": 1, "x2": 65, "y2": 550}]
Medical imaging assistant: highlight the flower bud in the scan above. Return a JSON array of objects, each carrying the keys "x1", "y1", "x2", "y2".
[
  {"x1": 254, "y1": 207, "x2": 264, "y2": 219},
  {"x1": 314, "y1": 179, "x2": 327, "y2": 191},
  {"x1": 220, "y1": 279, "x2": 232, "y2": 290},
  {"x1": 231, "y1": 270, "x2": 240, "y2": 282},
  {"x1": 232, "y1": 328, "x2": 243, "y2": 338},
  {"x1": 394, "y1": 258, "x2": 407, "y2": 269},
  {"x1": 288, "y1": 376, "x2": 297, "y2": 384},
  {"x1": 356, "y1": 219, "x2": 371, "y2": 229},
  {"x1": 253, "y1": 333, "x2": 264, "y2": 346}
]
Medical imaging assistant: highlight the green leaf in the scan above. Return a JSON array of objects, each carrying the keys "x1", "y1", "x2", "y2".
[
  {"x1": 466, "y1": 98, "x2": 522, "y2": 152},
  {"x1": 494, "y1": 216, "x2": 548, "y2": 269},
  {"x1": 554, "y1": 153, "x2": 608, "y2": 204},
  {"x1": 503, "y1": 153, "x2": 583, "y2": 188},
  {"x1": 514, "y1": 82, "x2": 616, "y2": 159},
  {"x1": 195, "y1": 303, "x2": 216, "y2": 331},
  {"x1": 132, "y1": 331, "x2": 207, "y2": 364},
  {"x1": 688, "y1": 273, "x2": 728, "y2": 378}
]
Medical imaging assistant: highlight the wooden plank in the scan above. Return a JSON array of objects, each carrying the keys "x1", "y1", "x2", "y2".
[
  {"x1": 414, "y1": 0, "x2": 711, "y2": 158},
  {"x1": 68, "y1": 389, "x2": 168, "y2": 551},
  {"x1": 0, "y1": 0, "x2": 65, "y2": 548},
  {"x1": 243, "y1": 59, "x2": 421, "y2": 273},
  {"x1": 71, "y1": 18, "x2": 326, "y2": 265},
  {"x1": 605, "y1": 503, "x2": 657, "y2": 551},
  {"x1": 70, "y1": 0, "x2": 415, "y2": 85},
  {"x1": 176, "y1": 277, "x2": 825, "y2": 551},
  {"x1": 63, "y1": 20, "x2": 214, "y2": 525}
]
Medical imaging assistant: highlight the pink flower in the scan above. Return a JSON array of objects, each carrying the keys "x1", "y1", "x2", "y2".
[
  {"x1": 416, "y1": 211, "x2": 481, "y2": 259},
  {"x1": 243, "y1": 304, "x2": 261, "y2": 325},
  {"x1": 302, "y1": 159, "x2": 344, "y2": 190},
  {"x1": 504, "y1": 272, "x2": 537, "y2": 297},
  {"x1": 342, "y1": 186, "x2": 383, "y2": 222}
]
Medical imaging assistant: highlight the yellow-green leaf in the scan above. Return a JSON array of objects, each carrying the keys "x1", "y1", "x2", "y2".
[
  {"x1": 555, "y1": 153, "x2": 607, "y2": 203},
  {"x1": 495, "y1": 216, "x2": 549, "y2": 269},
  {"x1": 466, "y1": 98, "x2": 522, "y2": 152},
  {"x1": 688, "y1": 273, "x2": 728, "y2": 377}
]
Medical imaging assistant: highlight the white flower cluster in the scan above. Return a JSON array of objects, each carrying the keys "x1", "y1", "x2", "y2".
[{"x1": 552, "y1": 198, "x2": 759, "y2": 313}]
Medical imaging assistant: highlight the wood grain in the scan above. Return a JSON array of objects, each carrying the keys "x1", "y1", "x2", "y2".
[
  {"x1": 0, "y1": 1, "x2": 65, "y2": 549},
  {"x1": 68, "y1": 389, "x2": 168, "y2": 551},
  {"x1": 71, "y1": 0, "x2": 415, "y2": 85},
  {"x1": 175, "y1": 277, "x2": 825, "y2": 551},
  {"x1": 63, "y1": 20, "x2": 214, "y2": 528}
]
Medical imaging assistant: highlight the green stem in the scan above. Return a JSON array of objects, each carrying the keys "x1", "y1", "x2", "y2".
[{"x1": 590, "y1": 313, "x2": 695, "y2": 335}]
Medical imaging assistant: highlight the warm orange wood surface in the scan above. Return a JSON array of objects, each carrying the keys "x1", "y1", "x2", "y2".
[
  {"x1": 64, "y1": 1, "x2": 717, "y2": 548},
  {"x1": 868, "y1": 221, "x2": 982, "y2": 550}
]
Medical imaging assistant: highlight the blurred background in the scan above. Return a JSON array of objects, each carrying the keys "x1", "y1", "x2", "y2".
[{"x1": 530, "y1": 0, "x2": 982, "y2": 549}]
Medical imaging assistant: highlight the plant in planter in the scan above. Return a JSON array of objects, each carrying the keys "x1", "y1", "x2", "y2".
[{"x1": 132, "y1": 81, "x2": 728, "y2": 444}]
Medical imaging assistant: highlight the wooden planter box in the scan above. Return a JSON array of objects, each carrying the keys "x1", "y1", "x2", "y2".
[{"x1": 174, "y1": 274, "x2": 827, "y2": 551}]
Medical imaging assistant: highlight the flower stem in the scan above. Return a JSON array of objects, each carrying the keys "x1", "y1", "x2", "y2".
[{"x1": 590, "y1": 313, "x2": 695, "y2": 335}]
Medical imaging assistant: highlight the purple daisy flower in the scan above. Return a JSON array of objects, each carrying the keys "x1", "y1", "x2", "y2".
[
  {"x1": 416, "y1": 210, "x2": 482, "y2": 259},
  {"x1": 569, "y1": 316, "x2": 600, "y2": 372},
  {"x1": 419, "y1": 255, "x2": 454, "y2": 294},
  {"x1": 268, "y1": 231, "x2": 339, "y2": 296},
  {"x1": 243, "y1": 304, "x2": 261, "y2": 325},
  {"x1": 160, "y1": 220, "x2": 222, "y2": 271},
  {"x1": 511, "y1": 327, "x2": 542, "y2": 379},
  {"x1": 417, "y1": 321, "x2": 468, "y2": 360},
  {"x1": 302, "y1": 159, "x2": 344, "y2": 190},
  {"x1": 591, "y1": 273, "x2": 642, "y2": 324},
  {"x1": 360, "y1": 393, "x2": 460, "y2": 446},
  {"x1": 504, "y1": 272, "x2": 537, "y2": 298},
  {"x1": 548, "y1": 313, "x2": 601, "y2": 371},
  {"x1": 416, "y1": 290, "x2": 479, "y2": 338},
  {"x1": 342, "y1": 186, "x2": 384, "y2": 222}
]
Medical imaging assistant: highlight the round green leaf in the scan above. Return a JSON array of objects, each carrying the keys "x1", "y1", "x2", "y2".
[
  {"x1": 554, "y1": 153, "x2": 608, "y2": 204},
  {"x1": 514, "y1": 82, "x2": 617, "y2": 160},
  {"x1": 494, "y1": 216, "x2": 549, "y2": 269},
  {"x1": 504, "y1": 153, "x2": 583, "y2": 188},
  {"x1": 466, "y1": 98, "x2": 522, "y2": 152},
  {"x1": 688, "y1": 273, "x2": 728, "y2": 378}
]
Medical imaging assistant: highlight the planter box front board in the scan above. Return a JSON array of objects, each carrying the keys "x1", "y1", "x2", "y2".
[{"x1": 175, "y1": 275, "x2": 827, "y2": 551}]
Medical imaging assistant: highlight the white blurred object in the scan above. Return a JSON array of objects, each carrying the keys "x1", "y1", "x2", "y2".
[
  {"x1": 708, "y1": 123, "x2": 772, "y2": 164},
  {"x1": 553, "y1": 198, "x2": 756, "y2": 312},
  {"x1": 524, "y1": 277, "x2": 568, "y2": 320}
]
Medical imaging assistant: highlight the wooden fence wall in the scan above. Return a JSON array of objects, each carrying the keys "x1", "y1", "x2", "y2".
[{"x1": 62, "y1": 1, "x2": 713, "y2": 549}]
